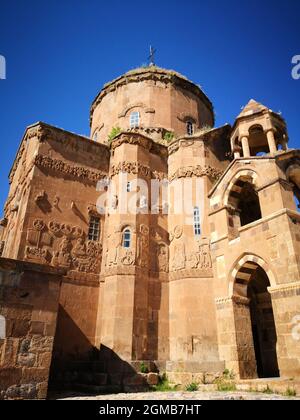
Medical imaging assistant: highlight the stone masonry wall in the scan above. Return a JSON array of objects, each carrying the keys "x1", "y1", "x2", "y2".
[{"x1": 0, "y1": 258, "x2": 64, "y2": 399}]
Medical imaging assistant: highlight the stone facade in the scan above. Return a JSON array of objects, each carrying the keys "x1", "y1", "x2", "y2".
[
  {"x1": 0, "y1": 258, "x2": 64, "y2": 399},
  {"x1": 0, "y1": 66, "x2": 300, "y2": 397}
]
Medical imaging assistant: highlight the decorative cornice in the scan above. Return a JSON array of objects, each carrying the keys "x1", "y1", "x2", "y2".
[
  {"x1": 268, "y1": 281, "x2": 300, "y2": 299},
  {"x1": 111, "y1": 133, "x2": 152, "y2": 152},
  {"x1": 110, "y1": 132, "x2": 168, "y2": 158},
  {"x1": 110, "y1": 161, "x2": 166, "y2": 180},
  {"x1": 169, "y1": 165, "x2": 223, "y2": 182},
  {"x1": 169, "y1": 268, "x2": 213, "y2": 281},
  {"x1": 34, "y1": 154, "x2": 107, "y2": 183},
  {"x1": 215, "y1": 294, "x2": 250, "y2": 307}
]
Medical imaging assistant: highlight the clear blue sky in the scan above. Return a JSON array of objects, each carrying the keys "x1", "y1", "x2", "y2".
[{"x1": 0, "y1": 0, "x2": 299, "y2": 215}]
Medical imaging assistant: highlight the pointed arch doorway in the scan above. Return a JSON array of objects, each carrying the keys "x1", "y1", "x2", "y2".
[{"x1": 232, "y1": 257, "x2": 279, "y2": 379}]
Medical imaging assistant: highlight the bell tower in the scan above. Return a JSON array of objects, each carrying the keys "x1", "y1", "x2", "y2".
[{"x1": 230, "y1": 99, "x2": 288, "y2": 158}]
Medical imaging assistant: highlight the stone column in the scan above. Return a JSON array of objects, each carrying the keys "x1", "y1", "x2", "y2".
[
  {"x1": 266, "y1": 129, "x2": 277, "y2": 154},
  {"x1": 241, "y1": 136, "x2": 250, "y2": 157},
  {"x1": 281, "y1": 136, "x2": 288, "y2": 151},
  {"x1": 233, "y1": 146, "x2": 241, "y2": 159}
]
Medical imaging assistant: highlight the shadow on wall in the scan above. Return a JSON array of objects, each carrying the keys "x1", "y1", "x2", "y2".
[{"x1": 48, "y1": 306, "x2": 139, "y2": 395}]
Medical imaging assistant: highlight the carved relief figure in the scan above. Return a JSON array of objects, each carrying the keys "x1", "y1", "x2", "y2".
[
  {"x1": 72, "y1": 237, "x2": 86, "y2": 258},
  {"x1": 52, "y1": 237, "x2": 72, "y2": 268},
  {"x1": 171, "y1": 241, "x2": 186, "y2": 271},
  {"x1": 106, "y1": 233, "x2": 120, "y2": 267},
  {"x1": 157, "y1": 243, "x2": 169, "y2": 272},
  {"x1": 25, "y1": 219, "x2": 48, "y2": 263},
  {"x1": 188, "y1": 241, "x2": 212, "y2": 269},
  {"x1": 121, "y1": 250, "x2": 135, "y2": 266},
  {"x1": 137, "y1": 224, "x2": 149, "y2": 268},
  {"x1": 200, "y1": 243, "x2": 212, "y2": 269}
]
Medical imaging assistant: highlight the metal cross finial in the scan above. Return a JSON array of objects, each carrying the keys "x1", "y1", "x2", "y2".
[{"x1": 148, "y1": 46, "x2": 156, "y2": 67}]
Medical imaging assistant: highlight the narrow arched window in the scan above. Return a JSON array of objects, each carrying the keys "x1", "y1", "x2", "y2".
[
  {"x1": 130, "y1": 112, "x2": 140, "y2": 128},
  {"x1": 187, "y1": 121, "x2": 194, "y2": 136},
  {"x1": 123, "y1": 228, "x2": 131, "y2": 248},
  {"x1": 194, "y1": 207, "x2": 201, "y2": 236}
]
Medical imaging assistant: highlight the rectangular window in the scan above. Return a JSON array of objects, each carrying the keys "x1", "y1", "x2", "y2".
[
  {"x1": 123, "y1": 229, "x2": 131, "y2": 248},
  {"x1": 194, "y1": 207, "x2": 201, "y2": 236},
  {"x1": 127, "y1": 181, "x2": 132, "y2": 192},
  {"x1": 130, "y1": 112, "x2": 140, "y2": 128},
  {"x1": 88, "y1": 216, "x2": 100, "y2": 241}
]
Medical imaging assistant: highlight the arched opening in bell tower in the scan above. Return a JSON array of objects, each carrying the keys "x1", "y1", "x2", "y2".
[{"x1": 227, "y1": 175, "x2": 262, "y2": 238}]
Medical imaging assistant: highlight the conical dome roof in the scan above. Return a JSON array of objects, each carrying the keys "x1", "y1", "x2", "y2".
[{"x1": 237, "y1": 99, "x2": 269, "y2": 119}]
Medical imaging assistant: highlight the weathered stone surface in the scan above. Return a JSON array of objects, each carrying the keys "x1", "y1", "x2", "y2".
[
  {"x1": 1, "y1": 66, "x2": 300, "y2": 400},
  {"x1": 57, "y1": 390, "x2": 300, "y2": 401},
  {"x1": 0, "y1": 258, "x2": 63, "y2": 399}
]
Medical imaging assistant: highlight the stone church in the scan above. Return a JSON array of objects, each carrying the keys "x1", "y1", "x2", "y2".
[{"x1": 0, "y1": 66, "x2": 300, "y2": 399}]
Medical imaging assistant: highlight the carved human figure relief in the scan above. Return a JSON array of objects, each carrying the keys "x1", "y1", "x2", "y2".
[
  {"x1": 171, "y1": 241, "x2": 186, "y2": 271},
  {"x1": 106, "y1": 233, "x2": 120, "y2": 267},
  {"x1": 157, "y1": 243, "x2": 169, "y2": 272},
  {"x1": 138, "y1": 224, "x2": 149, "y2": 268},
  {"x1": 189, "y1": 250, "x2": 200, "y2": 269},
  {"x1": 72, "y1": 237, "x2": 86, "y2": 258},
  {"x1": 52, "y1": 237, "x2": 72, "y2": 268},
  {"x1": 188, "y1": 241, "x2": 212, "y2": 270},
  {"x1": 200, "y1": 243, "x2": 212, "y2": 268}
]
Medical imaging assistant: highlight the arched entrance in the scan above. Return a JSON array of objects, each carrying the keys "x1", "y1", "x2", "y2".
[{"x1": 232, "y1": 258, "x2": 279, "y2": 379}]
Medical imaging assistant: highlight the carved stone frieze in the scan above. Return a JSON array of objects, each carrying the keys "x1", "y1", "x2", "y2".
[
  {"x1": 33, "y1": 154, "x2": 107, "y2": 183},
  {"x1": 24, "y1": 219, "x2": 102, "y2": 274},
  {"x1": 25, "y1": 246, "x2": 49, "y2": 264},
  {"x1": 110, "y1": 160, "x2": 166, "y2": 181},
  {"x1": 111, "y1": 134, "x2": 152, "y2": 152},
  {"x1": 188, "y1": 241, "x2": 212, "y2": 270},
  {"x1": 110, "y1": 161, "x2": 151, "y2": 178},
  {"x1": 169, "y1": 165, "x2": 223, "y2": 182}
]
